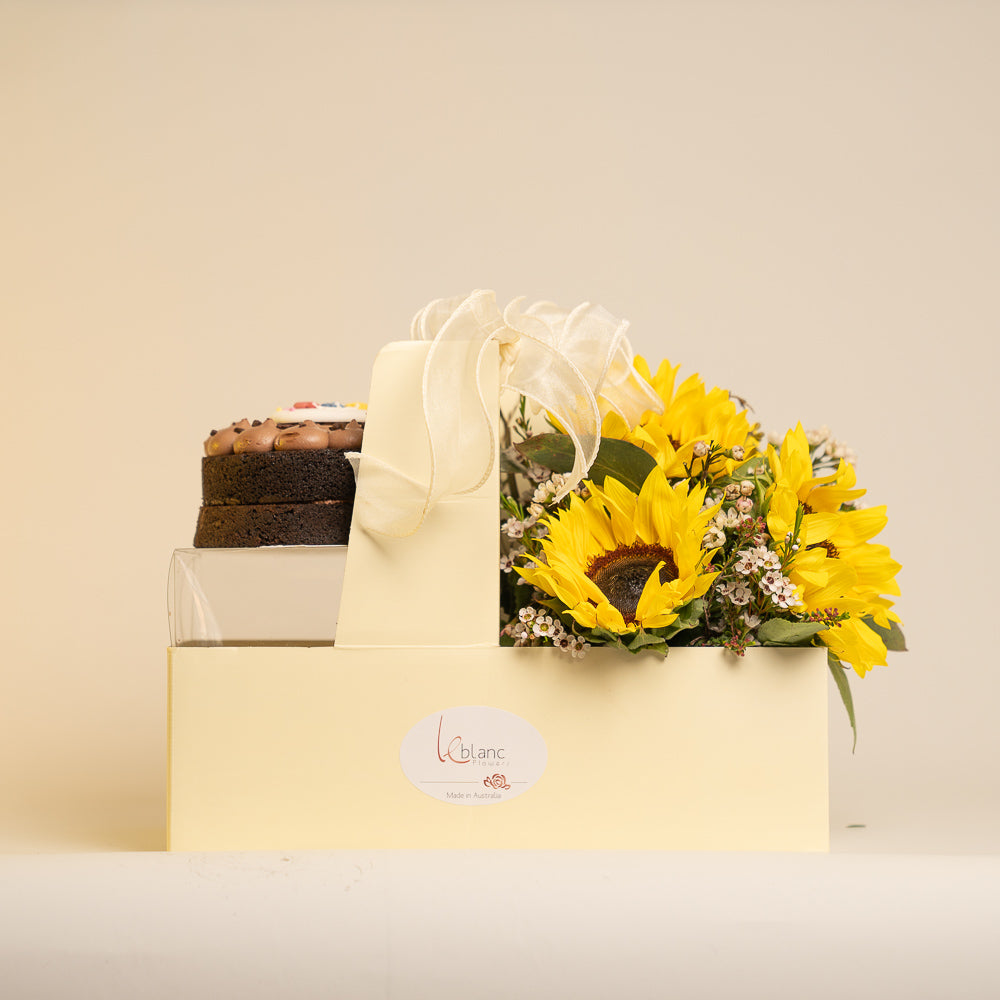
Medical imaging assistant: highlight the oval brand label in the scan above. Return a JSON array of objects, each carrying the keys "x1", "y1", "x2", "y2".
[{"x1": 400, "y1": 706, "x2": 547, "y2": 806}]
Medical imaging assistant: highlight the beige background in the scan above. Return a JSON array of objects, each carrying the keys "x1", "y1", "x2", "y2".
[{"x1": 2, "y1": 0, "x2": 997, "y2": 853}]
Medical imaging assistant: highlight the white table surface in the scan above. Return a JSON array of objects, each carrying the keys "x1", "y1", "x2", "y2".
[{"x1": 3, "y1": 843, "x2": 998, "y2": 1000}]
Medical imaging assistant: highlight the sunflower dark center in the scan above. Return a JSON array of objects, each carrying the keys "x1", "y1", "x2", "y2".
[
  {"x1": 586, "y1": 543, "x2": 678, "y2": 623},
  {"x1": 808, "y1": 540, "x2": 840, "y2": 559}
]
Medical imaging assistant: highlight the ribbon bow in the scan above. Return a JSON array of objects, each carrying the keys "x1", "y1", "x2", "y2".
[{"x1": 350, "y1": 289, "x2": 662, "y2": 537}]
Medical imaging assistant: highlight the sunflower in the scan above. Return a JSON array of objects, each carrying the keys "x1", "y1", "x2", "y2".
[
  {"x1": 518, "y1": 468, "x2": 720, "y2": 634},
  {"x1": 601, "y1": 357, "x2": 759, "y2": 479},
  {"x1": 790, "y1": 544, "x2": 901, "y2": 675},
  {"x1": 766, "y1": 425, "x2": 902, "y2": 676},
  {"x1": 766, "y1": 424, "x2": 865, "y2": 530}
]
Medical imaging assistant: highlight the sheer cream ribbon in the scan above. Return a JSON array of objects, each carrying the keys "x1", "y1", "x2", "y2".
[{"x1": 349, "y1": 289, "x2": 662, "y2": 538}]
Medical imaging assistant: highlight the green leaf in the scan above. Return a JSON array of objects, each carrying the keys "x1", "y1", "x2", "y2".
[
  {"x1": 625, "y1": 630, "x2": 668, "y2": 654},
  {"x1": 655, "y1": 599, "x2": 705, "y2": 640},
  {"x1": 581, "y1": 627, "x2": 620, "y2": 650},
  {"x1": 534, "y1": 596, "x2": 570, "y2": 617},
  {"x1": 827, "y1": 651, "x2": 858, "y2": 752},
  {"x1": 587, "y1": 439, "x2": 660, "y2": 492},
  {"x1": 757, "y1": 618, "x2": 828, "y2": 646},
  {"x1": 516, "y1": 433, "x2": 657, "y2": 494},
  {"x1": 514, "y1": 433, "x2": 574, "y2": 472},
  {"x1": 863, "y1": 617, "x2": 908, "y2": 652}
]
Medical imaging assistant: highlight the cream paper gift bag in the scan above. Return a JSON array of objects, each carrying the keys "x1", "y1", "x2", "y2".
[{"x1": 168, "y1": 304, "x2": 828, "y2": 851}]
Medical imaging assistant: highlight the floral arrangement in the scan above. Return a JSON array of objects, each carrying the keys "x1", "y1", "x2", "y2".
[{"x1": 499, "y1": 357, "x2": 904, "y2": 742}]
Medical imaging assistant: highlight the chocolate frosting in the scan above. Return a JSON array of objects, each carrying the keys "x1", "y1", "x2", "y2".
[
  {"x1": 328, "y1": 420, "x2": 364, "y2": 451},
  {"x1": 204, "y1": 419, "x2": 251, "y2": 456},
  {"x1": 234, "y1": 418, "x2": 280, "y2": 453},
  {"x1": 205, "y1": 416, "x2": 364, "y2": 455},
  {"x1": 274, "y1": 420, "x2": 330, "y2": 451}
]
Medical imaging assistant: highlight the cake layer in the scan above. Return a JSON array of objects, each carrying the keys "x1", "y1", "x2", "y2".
[
  {"x1": 194, "y1": 501, "x2": 353, "y2": 548},
  {"x1": 201, "y1": 450, "x2": 357, "y2": 506}
]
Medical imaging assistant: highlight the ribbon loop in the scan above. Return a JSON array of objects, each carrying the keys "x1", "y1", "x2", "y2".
[{"x1": 351, "y1": 290, "x2": 663, "y2": 537}]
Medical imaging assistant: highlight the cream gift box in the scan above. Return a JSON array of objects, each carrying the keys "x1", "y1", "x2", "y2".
[{"x1": 167, "y1": 339, "x2": 829, "y2": 851}]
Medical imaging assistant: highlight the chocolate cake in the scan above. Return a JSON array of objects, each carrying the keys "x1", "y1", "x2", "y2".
[{"x1": 194, "y1": 403, "x2": 364, "y2": 548}]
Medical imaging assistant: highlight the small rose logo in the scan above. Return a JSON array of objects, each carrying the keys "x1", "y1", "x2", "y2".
[{"x1": 484, "y1": 774, "x2": 510, "y2": 790}]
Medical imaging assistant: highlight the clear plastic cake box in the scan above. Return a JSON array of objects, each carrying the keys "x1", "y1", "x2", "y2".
[{"x1": 166, "y1": 341, "x2": 829, "y2": 851}]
